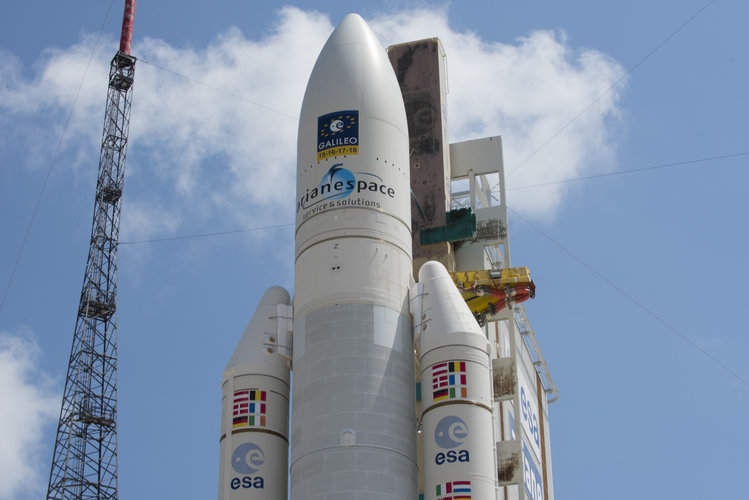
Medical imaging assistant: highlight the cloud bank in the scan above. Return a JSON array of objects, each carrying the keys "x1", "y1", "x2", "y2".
[
  {"x1": 0, "y1": 330, "x2": 59, "y2": 499},
  {"x1": 0, "y1": 6, "x2": 625, "y2": 239}
]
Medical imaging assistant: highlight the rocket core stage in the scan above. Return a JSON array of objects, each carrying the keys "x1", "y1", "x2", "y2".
[{"x1": 291, "y1": 13, "x2": 416, "y2": 498}]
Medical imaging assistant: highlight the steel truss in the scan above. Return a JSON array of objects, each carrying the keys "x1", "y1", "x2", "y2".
[{"x1": 46, "y1": 51, "x2": 135, "y2": 500}]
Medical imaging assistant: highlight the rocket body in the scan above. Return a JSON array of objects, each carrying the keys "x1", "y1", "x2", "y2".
[
  {"x1": 218, "y1": 287, "x2": 291, "y2": 499},
  {"x1": 416, "y1": 262, "x2": 497, "y2": 500},
  {"x1": 219, "y1": 13, "x2": 511, "y2": 500},
  {"x1": 291, "y1": 13, "x2": 417, "y2": 499}
]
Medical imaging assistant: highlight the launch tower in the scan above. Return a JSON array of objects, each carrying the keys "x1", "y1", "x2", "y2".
[{"x1": 46, "y1": 2, "x2": 136, "y2": 499}]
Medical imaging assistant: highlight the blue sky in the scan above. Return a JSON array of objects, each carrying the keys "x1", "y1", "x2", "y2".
[{"x1": 1, "y1": 1, "x2": 747, "y2": 498}]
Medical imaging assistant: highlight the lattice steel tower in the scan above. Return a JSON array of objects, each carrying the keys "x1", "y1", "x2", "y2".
[{"x1": 47, "y1": 2, "x2": 136, "y2": 498}]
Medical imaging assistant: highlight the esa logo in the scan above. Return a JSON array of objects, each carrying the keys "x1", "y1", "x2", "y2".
[
  {"x1": 230, "y1": 442, "x2": 265, "y2": 490},
  {"x1": 434, "y1": 415, "x2": 470, "y2": 465}
]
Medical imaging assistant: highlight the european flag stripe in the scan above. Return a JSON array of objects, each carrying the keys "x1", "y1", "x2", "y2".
[
  {"x1": 431, "y1": 361, "x2": 468, "y2": 402},
  {"x1": 232, "y1": 389, "x2": 268, "y2": 428}
]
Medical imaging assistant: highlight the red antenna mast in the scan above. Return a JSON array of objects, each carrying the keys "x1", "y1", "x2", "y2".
[{"x1": 119, "y1": 0, "x2": 137, "y2": 54}]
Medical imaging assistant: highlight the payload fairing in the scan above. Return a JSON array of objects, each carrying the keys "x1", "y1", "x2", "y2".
[{"x1": 219, "y1": 13, "x2": 505, "y2": 500}]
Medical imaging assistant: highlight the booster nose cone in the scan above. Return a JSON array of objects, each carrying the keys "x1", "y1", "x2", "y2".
[{"x1": 224, "y1": 286, "x2": 290, "y2": 380}]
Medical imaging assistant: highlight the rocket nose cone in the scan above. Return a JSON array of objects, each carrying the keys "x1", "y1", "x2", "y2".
[
  {"x1": 418, "y1": 260, "x2": 449, "y2": 284},
  {"x1": 224, "y1": 286, "x2": 291, "y2": 376},
  {"x1": 326, "y1": 12, "x2": 378, "y2": 47},
  {"x1": 300, "y1": 11, "x2": 400, "y2": 119},
  {"x1": 258, "y1": 286, "x2": 291, "y2": 307},
  {"x1": 340, "y1": 12, "x2": 366, "y2": 26}
]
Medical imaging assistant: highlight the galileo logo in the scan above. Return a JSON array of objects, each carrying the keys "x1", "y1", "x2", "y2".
[
  {"x1": 434, "y1": 415, "x2": 470, "y2": 465},
  {"x1": 297, "y1": 163, "x2": 396, "y2": 218},
  {"x1": 318, "y1": 110, "x2": 358, "y2": 160},
  {"x1": 230, "y1": 442, "x2": 265, "y2": 490}
]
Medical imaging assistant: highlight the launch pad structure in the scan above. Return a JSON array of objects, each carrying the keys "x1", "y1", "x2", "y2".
[{"x1": 387, "y1": 38, "x2": 557, "y2": 500}]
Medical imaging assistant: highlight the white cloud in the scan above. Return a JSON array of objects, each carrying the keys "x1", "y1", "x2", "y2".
[
  {"x1": 120, "y1": 198, "x2": 183, "y2": 244},
  {"x1": 0, "y1": 39, "x2": 109, "y2": 177},
  {"x1": 0, "y1": 329, "x2": 59, "y2": 500},
  {"x1": 117, "y1": 7, "x2": 333, "y2": 239},
  {"x1": 0, "y1": 6, "x2": 626, "y2": 234}
]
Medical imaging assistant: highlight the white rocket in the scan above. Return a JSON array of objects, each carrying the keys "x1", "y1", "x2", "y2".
[{"x1": 219, "y1": 13, "x2": 496, "y2": 499}]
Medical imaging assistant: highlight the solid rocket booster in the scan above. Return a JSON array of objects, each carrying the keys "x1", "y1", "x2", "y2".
[
  {"x1": 416, "y1": 262, "x2": 497, "y2": 499},
  {"x1": 218, "y1": 287, "x2": 291, "y2": 499},
  {"x1": 291, "y1": 13, "x2": 417, "y2": 499}
]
